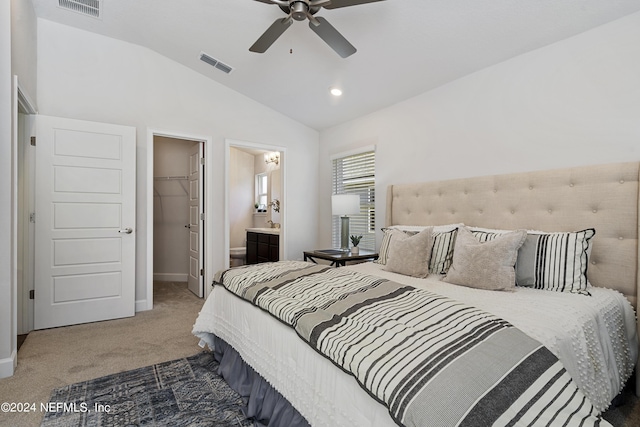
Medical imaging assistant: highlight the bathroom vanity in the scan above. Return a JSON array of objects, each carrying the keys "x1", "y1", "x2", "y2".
[{"x1": 246, "y1": 228, "x2": 280, "y2": 265}]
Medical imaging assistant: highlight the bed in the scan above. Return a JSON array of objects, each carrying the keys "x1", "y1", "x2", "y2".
[{"x1": 193, "y1": 161, "x2": 640, "y2": 427}]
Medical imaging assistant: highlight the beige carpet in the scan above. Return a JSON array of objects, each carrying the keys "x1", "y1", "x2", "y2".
[{"x1": 0, "y1": 282, "x2": 204, "y2": 427}]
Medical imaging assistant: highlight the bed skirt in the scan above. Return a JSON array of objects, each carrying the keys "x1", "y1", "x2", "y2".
[{"x1": 211, "y1": 335, "x2": 311, "y2": 427}]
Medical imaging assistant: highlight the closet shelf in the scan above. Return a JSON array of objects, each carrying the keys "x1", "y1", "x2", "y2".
[
  {"x1": 154, "y1": 175, "x2": 189, "y2": 202},
  {"x1": 154, "y1": 175, "x2": 189, "y2": 181}
]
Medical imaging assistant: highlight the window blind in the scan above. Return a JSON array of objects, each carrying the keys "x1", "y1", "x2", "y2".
[{"x1": 331, "y1": 150, "x2": 376, "y2": 251}]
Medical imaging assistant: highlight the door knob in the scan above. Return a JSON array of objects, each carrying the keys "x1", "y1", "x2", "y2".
[
  {"x1": 119, "y1": 228, "x2": 133, "y2": 234},
  {"x1": 185, "y1": 224, "x2": 191, "y2": 229}
]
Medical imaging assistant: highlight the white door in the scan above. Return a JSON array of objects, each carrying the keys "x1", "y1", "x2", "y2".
[
  {"x1": 187, "y1": 143, "x2": 204, "y2": 297},
  {"x1": 34, "y1": 115, "x2": 136, "y2": 329}
]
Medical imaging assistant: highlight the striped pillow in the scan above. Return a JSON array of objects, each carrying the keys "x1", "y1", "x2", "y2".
[
  {"x1": 516, "y1": 229, "x2": 595, "y2": 295},
  {"x1": 469, "y1": 226, "x2": 512, "y2": 242},
  {"x1": 429, "y1": 229, "x2": 459, "y2": 274},
  {"x1": 470, "y1": 226, "x2": 596, "y2": 294}
]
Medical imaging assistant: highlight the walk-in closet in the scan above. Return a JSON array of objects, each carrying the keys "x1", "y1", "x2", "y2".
[{"x1": 153, "y1": 136, "x2": 204, "y2": 296}]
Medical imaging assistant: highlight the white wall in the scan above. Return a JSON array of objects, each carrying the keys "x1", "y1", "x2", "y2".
[
  {"x1": 36, "y1": 19, "x2": 320, "y2": 307},
  {"x1": 0, "y1": 0, "x2": 16, "y2": 379},
  {"x1": 229, "y1": 147, "x2": 255, "y2": 248},
  {"x1": 317, "y1": 12, "x2": 640, "y2": 248},
  {"x1": 10, "y1": 0, "x2": 37, "y2": 105}
]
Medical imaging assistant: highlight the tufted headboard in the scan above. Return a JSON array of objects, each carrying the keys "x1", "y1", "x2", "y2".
[{"x1": 385, "y1": 161, "x2": 640, "y2": 309}]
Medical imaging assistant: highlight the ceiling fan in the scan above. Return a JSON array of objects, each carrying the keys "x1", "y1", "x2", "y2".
[{"x1": 250, "y1": 0, "x2": 386, "y2": 58}]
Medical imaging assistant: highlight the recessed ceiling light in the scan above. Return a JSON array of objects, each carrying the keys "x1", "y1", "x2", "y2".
[{"x1": 330, "y1": 87, "x2": 343, "y2": 97}]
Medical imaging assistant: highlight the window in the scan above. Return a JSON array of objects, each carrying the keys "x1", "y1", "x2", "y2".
[
  {"x1": 256, "y1": 173, "x2": 268, "y2": 211},
  {"x1": 331, "y1": 148, "x2": 376, "y2": 251}
]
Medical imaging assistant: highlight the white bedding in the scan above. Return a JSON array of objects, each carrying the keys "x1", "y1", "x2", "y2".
[{"x1": 193, "y1": 262, "x2": 638, "y2": 425}]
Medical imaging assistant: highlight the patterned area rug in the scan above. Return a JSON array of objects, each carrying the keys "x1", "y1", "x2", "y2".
[{"x1": 40, "y1": 352, "x2": 253, "y2": 427}]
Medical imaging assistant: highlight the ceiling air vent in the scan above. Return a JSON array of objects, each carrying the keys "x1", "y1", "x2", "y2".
[
  {"x1": 199, "y1": 52, "x2": 234, "y2": 75},
  {"x1": 58, "y1": 0, "x2": 101, "y2": 18}
]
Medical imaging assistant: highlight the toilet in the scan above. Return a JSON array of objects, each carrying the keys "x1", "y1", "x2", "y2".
[{"x1": 230, "y1": 247, "x2": 246, "y2": 267}]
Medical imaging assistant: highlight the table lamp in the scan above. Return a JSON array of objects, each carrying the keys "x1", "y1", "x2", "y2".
[{"x1": 332, "y1": 194, "x2": 360, "y2": 252}]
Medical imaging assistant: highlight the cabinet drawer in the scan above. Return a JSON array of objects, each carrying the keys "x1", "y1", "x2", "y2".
[
  {"x1": 246, "y1": 231, "x2": 279, "y2": 264},
  {"x1": 269, "y1": 245, "x2": 279, "y2": 262},
  {"x1": 258, "y1": 242, "x2": 269, "y2": 258}
]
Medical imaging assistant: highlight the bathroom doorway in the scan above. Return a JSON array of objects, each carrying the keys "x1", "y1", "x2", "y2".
[{"x1": 225, "y1": 139, "x2": 286, "y2": 269}]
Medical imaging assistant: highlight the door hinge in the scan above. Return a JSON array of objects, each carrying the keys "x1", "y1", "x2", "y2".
[
  {"x1": 200, "y1": 268, "x2": 204, "y2": 276},
  {"x1": 29, "y1": 213, "x2": 35, "y2": 223},
  {"x1": 200, "y1": 157, "x2": 205, "y2": 165},
  {"x1": 200, "y1": 212, "x2": 205, "y2": 221},
  {"x1": 29, "y1": 289, "x2": 35, "y2": 300},
  {"x1": 30, "y1": 136, "x2": 36, "y2": 146}
]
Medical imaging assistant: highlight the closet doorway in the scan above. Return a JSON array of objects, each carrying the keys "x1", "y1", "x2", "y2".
[{"x1": 153, "y1": 136, "x2": 204, "y2": 298}]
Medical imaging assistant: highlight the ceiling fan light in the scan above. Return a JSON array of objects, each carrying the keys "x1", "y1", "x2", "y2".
[{"x1": 330, "y1": 87, "x2": 343, "y2": 96}]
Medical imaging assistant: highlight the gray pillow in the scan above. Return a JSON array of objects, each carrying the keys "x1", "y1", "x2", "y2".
[
  {"x1": 515, "y1": 229, "x2": 595, "y2": 294},
  {"x1": 376, "y1": 226, "x2": 458, "y2": 275},
  {"x1": 444, "y1": 226, "x2": 527, "y2": 291},
  {"x1": 374, "y1": 228, "x2": 417, "y2": 265},
  {"x1": 384, "y1": 228, "x2": 433, "y2": 278}
]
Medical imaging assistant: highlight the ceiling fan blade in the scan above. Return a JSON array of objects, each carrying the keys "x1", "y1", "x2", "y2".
[
  {"x1": 308, "y1": 16, "x2": 356, "y2": 58},
  {"x1": 249, "y1": 17, "x2": 293, "y2": 53},
  {"x1": 252, "y1": 0, "x2": 291, "y2": 8},
  {"x1": 309, "y1": 0, "x2": 332, "y2": 6},
  {"x1": 323, "y1": 0, "x2": 385, "y2": 9}
]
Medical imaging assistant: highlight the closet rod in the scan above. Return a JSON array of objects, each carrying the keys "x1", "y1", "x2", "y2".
[{"x1": 153, "y1": 175, "x2": 189, "y2": 181}]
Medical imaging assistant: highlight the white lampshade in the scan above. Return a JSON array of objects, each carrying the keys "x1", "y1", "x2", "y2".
[{"x1": 332, "y1": 194, "x2": 360, "y2": 216}]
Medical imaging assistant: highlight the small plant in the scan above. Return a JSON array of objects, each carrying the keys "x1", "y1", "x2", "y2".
[
  {"x1": 350, "y1": 235, "x2": 363, "y2": 247},
  {"x1": 268, "y1": 199, "x2": 280, "y2": 213}
]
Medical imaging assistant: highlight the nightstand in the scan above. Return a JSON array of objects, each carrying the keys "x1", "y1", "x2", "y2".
[{"x1": 303, "y1": 249, "x2": 378, "y2": 267}]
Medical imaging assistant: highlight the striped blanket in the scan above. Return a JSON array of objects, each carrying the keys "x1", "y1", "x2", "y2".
[{"x1": 216, "y1": 261, "x2": 608, "y2": 427}]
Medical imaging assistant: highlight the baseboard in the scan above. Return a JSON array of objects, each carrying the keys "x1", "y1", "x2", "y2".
[
  {"x1": 0, "y1": 350, "x2": 17, "y2": 379},
  {"x1": 135, "y1": 299, "x2": 150, "y2": 313},
  {"x1": 153, "y1": 273, "x2": 188, "y2": 282}
]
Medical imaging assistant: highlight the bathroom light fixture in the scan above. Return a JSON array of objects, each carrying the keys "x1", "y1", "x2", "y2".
[
  {"x1": 330, "y1": 87, "x2": 343, "y2": 97},
  {"x1": 264, "y1": 152, "x2": 280, "y2": 165},
  {"x1": 332, "y1": 194, "x2": 360, "y2": 252}
]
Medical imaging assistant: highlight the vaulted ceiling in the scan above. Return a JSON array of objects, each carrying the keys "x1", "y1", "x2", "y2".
[{"x1": 31, "y1": 0, "x2": 640, "y2": 130}]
